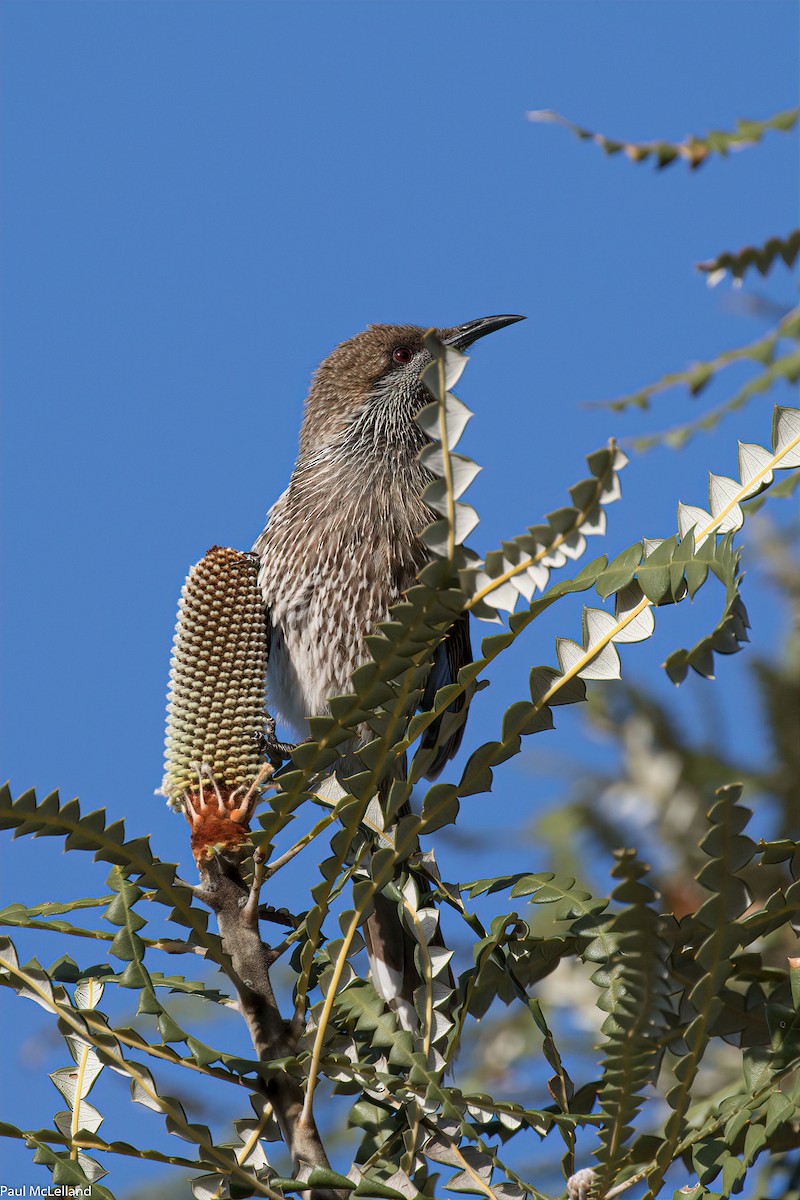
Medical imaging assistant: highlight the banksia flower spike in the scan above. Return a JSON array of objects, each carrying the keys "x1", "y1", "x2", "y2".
[{"x1": 161, "y1": 546, "x2": 270, "y2": 862}]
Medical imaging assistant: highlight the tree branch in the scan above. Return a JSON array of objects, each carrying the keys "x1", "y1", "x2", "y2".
[{"x1": 197, "y1": 851, "x2": 343, "y2": 1200}]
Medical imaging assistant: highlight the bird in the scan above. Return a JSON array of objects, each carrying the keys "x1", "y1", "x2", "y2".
[{"x1": 254, "y1": 315, "x2": 525, "y2": 1027}]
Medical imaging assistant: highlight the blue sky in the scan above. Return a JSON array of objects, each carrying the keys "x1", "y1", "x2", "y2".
[{"x1": 1, "y1": 1, "x2": 798, "y2": 1194}]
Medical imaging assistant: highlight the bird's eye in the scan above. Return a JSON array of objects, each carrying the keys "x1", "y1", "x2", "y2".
[{"x1": 392, "y1": 346, "x2": 413, "y2": 364}]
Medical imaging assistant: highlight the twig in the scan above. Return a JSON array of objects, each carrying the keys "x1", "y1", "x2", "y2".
[
  {"x1": 241, "y1": 848, "x2": 267, "y2": 924},
  {"x1": 300, "y1": 909, "x2": 362, "y2": 1126},
  {"x1": 0, "y1": 950, "x2": 280, "y2": 1197},
  {"x1": 264, "y1": 810, "x2": 336, "y2": 880},
  {"x1": 258, "y1": 904, "x2": 306, "y2": 930}
]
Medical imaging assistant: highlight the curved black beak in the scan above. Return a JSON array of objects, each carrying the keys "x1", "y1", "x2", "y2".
[{"x1": 442, "y1": 314, "x2": 526, "y2": 351}]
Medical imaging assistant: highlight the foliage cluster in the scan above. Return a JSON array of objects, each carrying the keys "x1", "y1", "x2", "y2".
[{"x1": 2, "y1": 107, "x2": 799, "y2": 1200}]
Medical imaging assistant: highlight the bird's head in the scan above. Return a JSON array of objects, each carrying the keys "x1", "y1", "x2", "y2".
[{"x1": 298, "y1": 315, "x2": 525, "y2": 458}]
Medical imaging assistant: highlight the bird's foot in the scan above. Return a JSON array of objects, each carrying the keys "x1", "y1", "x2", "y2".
[
  {"x1": 256, "y1": 715, "x2": 300, "y2": 769},
  {"x1": 256, "y1": 717, "x2": 316, "y2": 775}
]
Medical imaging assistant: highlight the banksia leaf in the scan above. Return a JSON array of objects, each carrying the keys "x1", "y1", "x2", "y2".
[
  {"x1": 418, "y1": 332, "x2": 479, "y2": 562},
  {"x1": 632, "y1": 352, "x2": 800, "y2": 454},
  {"x1": 698, "y1": 229, "x2": 800, "y2": 286},
  {"x1": 599, "y1": 332, "x2": 776, "y2": 414},
  {"x1": 528, "y1": 106, "x2": 800, "y2": 169},
  {"x1": 593, "y1": 852, "x2": 671, "y2": 1191},
  {"x1": 462, "y1": 441, "x2": 628, "y2": 619},
  {"x1": 645, "y1": 785, "x2": 756, "y2": 1199},
  {"x1": 738, "y1": 441, "x2": 775, "y2": 497},
  {"x1": 161, "y1": 546, "x2": 269, "y2": 860}
]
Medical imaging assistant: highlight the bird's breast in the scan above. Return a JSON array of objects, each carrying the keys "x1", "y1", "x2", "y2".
[{"x1": 258, "y1": 487, "x2": 427, "y2": 736}]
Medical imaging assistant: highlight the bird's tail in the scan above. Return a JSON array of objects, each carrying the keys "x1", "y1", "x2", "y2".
[
  {"x1": 315, "y1": 761, "x2": 455, "y2": 1038},
  {"x1": 363, "y1": 785, "x2": 454, "y2": 1036},
  {"x1": 364, "y1": 886, "x2": 422, "y2": 1032},
  {"x1": 365, "y1": 871, "x2": 456, "y2": 1040}
]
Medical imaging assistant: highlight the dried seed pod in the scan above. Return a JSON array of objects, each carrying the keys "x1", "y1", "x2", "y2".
[{"x1": 161, "y1": 546, "x2": 269, "y2": 860}]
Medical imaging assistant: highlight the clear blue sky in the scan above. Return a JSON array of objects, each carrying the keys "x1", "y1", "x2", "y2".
[{"x1": 1, "y1": 2, "x2": 797, "y2": 1194}]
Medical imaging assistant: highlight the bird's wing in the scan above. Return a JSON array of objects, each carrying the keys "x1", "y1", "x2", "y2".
[{"x1": 420, "y1": 612, "x2": 472, "y2": 779}]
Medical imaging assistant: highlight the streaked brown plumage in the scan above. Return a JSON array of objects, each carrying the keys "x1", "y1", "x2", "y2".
[{"x1": 255, "y1": 315, "x2": 524, "y2": 1025}]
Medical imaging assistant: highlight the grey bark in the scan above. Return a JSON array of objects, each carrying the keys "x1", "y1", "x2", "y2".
[{"x1": 197, "y1": 852, "x2": 342, "y2": 1200}]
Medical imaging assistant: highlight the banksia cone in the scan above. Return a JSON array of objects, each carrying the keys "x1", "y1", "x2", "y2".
[{"x1": 161, "y1": 546, "x2": 269, "y2": 861}]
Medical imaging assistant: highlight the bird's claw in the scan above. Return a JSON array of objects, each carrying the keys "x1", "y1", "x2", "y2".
[{"x1": 255, "y1": 716, "x2": 299, "y2": 770}]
